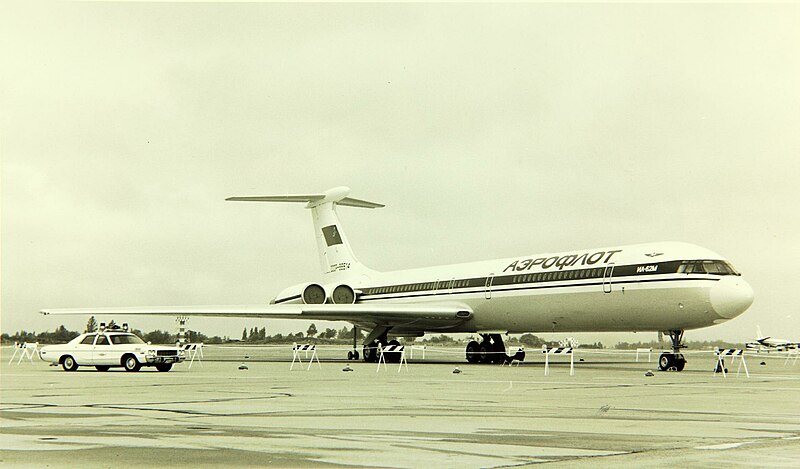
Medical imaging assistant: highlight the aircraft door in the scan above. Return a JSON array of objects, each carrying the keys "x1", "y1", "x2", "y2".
[
  {"x1": 485, "y1": 274, "x2": 494, "y2": 299},
  {"x1": 602, "y1": 264, "x2": 615, "y2": 293}
]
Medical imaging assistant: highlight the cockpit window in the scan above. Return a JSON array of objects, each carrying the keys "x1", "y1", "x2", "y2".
[{"x1": 677, "y1": 260, "x2": 740, "y2": 276}]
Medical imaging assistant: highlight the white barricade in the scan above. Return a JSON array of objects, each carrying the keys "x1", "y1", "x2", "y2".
[
  {"x1": 714, "y1": 348, "x2": 749, "y2": 378},
  {"x1": 785, "y1": 348, "x2": 799, "y2": 366},
  {"x1": 377, "y1": 344, "x2": 408, "y2": 373},
  {"x1": 636, "y1": 348, "x2": 652, "y2": 363},
  {"x1": 8, "y1": 342, "x2": 39, "y2": 364},
  {"x1": 290, "y1": 343, "x2": 320, "y2": 371},
  {"x1": 408, "y1": 345, "x2": 426, "y2": 360},
  {"x1": 504, "y1": 347, "x2": 525, "y2": 367},
  {"x1": 543, "y1": 345, "x2": 574, "y2": 376},
  {"x1": 183, "y1": 343, "x2": 204, "y2": 369}
]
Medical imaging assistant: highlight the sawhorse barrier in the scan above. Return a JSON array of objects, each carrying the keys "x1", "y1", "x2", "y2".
[
  {"x1": 377, "y1": 344, "x2": 408, "y2": 373},
  {"x1": 543, "y1": 346, "x2": 574, "y2": 376},
  {"x1": 8, "y1": 342, "x2": 39, "y2": 364},
  {"x1": 408, "y1": 345, "x2": 426, "y2": 360},
  {"x1": 785, "y1": 348, "x2": 799, "y2": 366},
  {"x1": 714, "y1": 348, "x2": 749, "y2": 378},
  {"x1": 290, "y1": 343, "x2": 321, "y2": 370},
  {"x1": 183, "y1": 343, "x2": 204, "y2": 369},
  {"x1": 636, "y1": 348, "x2": 652, "y2": 363},
  {"x1": 503, "y1": 347, "x2": 525, "y2": 367}
]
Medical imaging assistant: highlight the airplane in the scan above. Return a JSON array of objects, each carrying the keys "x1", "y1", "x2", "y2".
[
  {"x1": 745, "y1": 326, "x2": 799, "y2": 351},
  {"x1": 42, "y1": 186, "x2": 755, "y2": 371}
]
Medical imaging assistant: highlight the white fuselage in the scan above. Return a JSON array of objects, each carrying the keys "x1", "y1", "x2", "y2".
[{"x1": 275, "y1": 241, "x2": 754, "y2": 334}]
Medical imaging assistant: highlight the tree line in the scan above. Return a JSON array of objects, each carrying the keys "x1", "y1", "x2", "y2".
[{"x1": 2, "y1": 316, "x2": 744, "y2": 349}]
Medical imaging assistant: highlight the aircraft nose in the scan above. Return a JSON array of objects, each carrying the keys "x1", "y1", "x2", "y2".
[{"x1": 710, "y1": 276, "x2": 754, "y2": 319}]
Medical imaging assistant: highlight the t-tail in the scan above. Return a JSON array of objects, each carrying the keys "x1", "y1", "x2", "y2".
[{"x1": 226, "y1": 186, "x2": 382, "y2": 276}]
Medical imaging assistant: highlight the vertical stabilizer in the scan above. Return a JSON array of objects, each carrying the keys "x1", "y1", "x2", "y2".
[{"x1": 226, "y1": 186, "x2": 383, "y2": 276}]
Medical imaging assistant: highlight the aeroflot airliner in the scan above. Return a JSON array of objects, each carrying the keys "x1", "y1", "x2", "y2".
[{"x1": 42, "y1": 187, "x2": 754, "y2": 371}]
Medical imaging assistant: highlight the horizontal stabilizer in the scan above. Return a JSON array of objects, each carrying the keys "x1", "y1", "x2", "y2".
[
  {"x1": 226, "y1": 186, "x2": 384, "y2": 209},
  {"x1": 226, "y1": 195, "x2": 324, "y2": 203}
]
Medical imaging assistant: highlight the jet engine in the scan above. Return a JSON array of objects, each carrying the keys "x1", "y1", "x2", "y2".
[
  {"x1": 301, "y1": 283, "x2": 327, "y2": 304},
  {"x1": 330, "y1": 284, "x2": 357, "y2": 304}
]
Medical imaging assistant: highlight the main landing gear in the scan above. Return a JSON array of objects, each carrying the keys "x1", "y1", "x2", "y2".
[
  {"x1": 465, "y1": 334, "x2": 524, "y2": 365},
  {"x1": 659, "y1": 329, "x2": 687, "y2": 372},
  {"x1": 358, "y1": 326, "x2": 403, "y2": 363}
]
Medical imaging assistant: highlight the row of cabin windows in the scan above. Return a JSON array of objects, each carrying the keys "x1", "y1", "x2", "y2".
[
  {"x1": 511, "y1": 268, "x2": 607, "y2": 284},
  {"x1": 370, "y1": 278, "x2": 474, "y2": 295}
]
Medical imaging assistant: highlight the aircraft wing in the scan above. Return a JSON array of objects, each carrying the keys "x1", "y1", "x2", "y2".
[{"x1": 40, "y1": 303, "x2": 473, "y2": 329}]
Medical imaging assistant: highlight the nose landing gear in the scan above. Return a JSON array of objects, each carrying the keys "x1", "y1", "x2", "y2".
[{"x1": 658, "y1": 330, "x2": 687, "y2": 371}]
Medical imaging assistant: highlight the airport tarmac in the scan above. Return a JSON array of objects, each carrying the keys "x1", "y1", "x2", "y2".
[{"x1": 2, "y1": 345, "x2": 799, "y2": 468}]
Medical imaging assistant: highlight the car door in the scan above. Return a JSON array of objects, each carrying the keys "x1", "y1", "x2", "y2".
[
  {"x1": 72, "y1": 334, "x2": 96, "y2": 364},
  {"x1": 92, "y1": 334, "x2": 115, "y2": 365}
]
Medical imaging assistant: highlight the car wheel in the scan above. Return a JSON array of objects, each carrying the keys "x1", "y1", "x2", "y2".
[
  {"x1": 123, "y1": 355, "x2": 141, "y2": 372},
  {"x1": 155, "y1": 363, "x2": 172, "y2": 372},
  {"x1": 61, "y1": 355, "x2": 78, "y2": 371},
  {"x1": 95, "y1": 365, "x2": 110, "y2": 372}
]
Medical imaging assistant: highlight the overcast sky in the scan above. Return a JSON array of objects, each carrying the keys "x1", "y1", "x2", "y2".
[{"x1": 2, "y1": 2, "x2": 799, "y2": 344}]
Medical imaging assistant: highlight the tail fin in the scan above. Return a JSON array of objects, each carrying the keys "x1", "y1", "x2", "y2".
[
  {"x1": 756, "y1": 325, "x2": 766, "y2": 340},
  {"x1": 227, "y1": 186, "x2": 382, "y2": 275}
]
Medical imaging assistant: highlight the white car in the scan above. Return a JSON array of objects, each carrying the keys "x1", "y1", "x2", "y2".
[{"x1": 39, "y1": 327, "x2": 186, "y2": 372}]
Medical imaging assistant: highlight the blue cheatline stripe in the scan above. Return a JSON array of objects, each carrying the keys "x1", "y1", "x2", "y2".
[{"x1": 357, "y1": 276, "x2": 719, "y2": 303}]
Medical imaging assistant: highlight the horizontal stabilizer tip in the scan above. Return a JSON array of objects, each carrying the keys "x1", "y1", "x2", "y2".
[{"x1": 226, "y1": 187, "x2": 383, "y2": 209}]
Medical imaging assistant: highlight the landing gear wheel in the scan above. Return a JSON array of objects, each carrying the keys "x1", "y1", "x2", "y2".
[
  {"x1": 674, "y1": 354, "x2": 686, "y2": 371},
  {"x1": 385, "y1": 340, "x2": 401, "y2": 363},
  {"x1": 362, "y1": 341, "x2": 379, "y2": 363},
  {"x1": 658, "y1": 353, "x2": 675, "y2": 371},
  {"x1": 347, "y1": 351, "x2": 353, "y2": 360},
  {"x1": 478, "y1": 343, "x2": 490, "y2": 363},
  {"x1": 352, "y1": 351, "x2": 359, "y2": 360},
  {"x1": 465, "y1": 340, "x2": 480, "y2": 364},
  {"x1": 95, "y1": 365, "x2": 110, "y2": 372},
  {"x1": 61, "y1": 355, "x2": 78, "y2": 371},
  {"x1": 155, "y1": 363, "x2": 173, "y2": 372},
  {"x1": 660, "y1": 330, "x2": 688, "y2": 372},
  {"x1": 489, "y1": 341, "x2": 506, "y2": 364},
  {"x1": 123, "y1": 355, "x2": 142, "y2": 372}
]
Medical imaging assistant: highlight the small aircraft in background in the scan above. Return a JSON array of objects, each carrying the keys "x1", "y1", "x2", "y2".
[{"x1": 746, "y1": 326, "x2": 800, "y2": 351}]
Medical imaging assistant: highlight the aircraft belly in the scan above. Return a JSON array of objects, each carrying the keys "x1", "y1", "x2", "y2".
[{"x1": 468, "y1": 281, "x2": 717, "y2": 333}]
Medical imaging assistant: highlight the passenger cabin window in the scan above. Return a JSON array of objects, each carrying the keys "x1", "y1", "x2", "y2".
[
  {"x1": 96, "y1": 335, "x2": 109, "y2": 345},
  {"x1": 80, "y1": 335, "x2": 96, "y2": 345}
]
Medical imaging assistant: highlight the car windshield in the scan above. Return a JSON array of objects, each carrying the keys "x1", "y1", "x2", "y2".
[{"x1": 109, "y1": 334, "x2": 145, "y2": 345}]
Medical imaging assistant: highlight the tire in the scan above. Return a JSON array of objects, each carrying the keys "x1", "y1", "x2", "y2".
[
  {"x1": 347, "y1": 351, "x2": 354, "y2": 360},
  {"x1": 353, "y1": 351, "x2": 359, "y2": 360},
  {"x1": 95, "y1": 365, "x2": 110, "y2": 372},
  {"x1": 465, "y1": 341, "x2": 480, "y2": 364},
  {"x1": 675, "y1": 355, "x2": 686, "y2": 372},
  {"x1": 478, "y1": 343, "x2": 490, "y2": 364},
  {"x1": 61, "y1": 355, "x2": 78, "y2": 371},
  {"x1": 386, "y1": 340, "x2": 402, "y2": 363},
  {"x1": 490, "y1": 341, "x2": 506, "y2": 364},
  {"x1": 123, "y1": 355, "x2": 141, "y2": 372},
  {"x1": 658, "y1": 353, "x2": 674, "y2": 371},
  {"x1": 155, "y1": 363, "x2": 172, "y2": 372},
  {"x1": 362, "y1": 342, "x2": 379, "y2": 363}
]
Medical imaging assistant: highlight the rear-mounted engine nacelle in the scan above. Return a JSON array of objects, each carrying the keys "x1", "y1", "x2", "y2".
[
  {"x1": 302, "y1": 283, "x2": 327, "y2": 304},
  {"x1": 331, "y1": 284, "x2": 357, "y2": 304}
]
